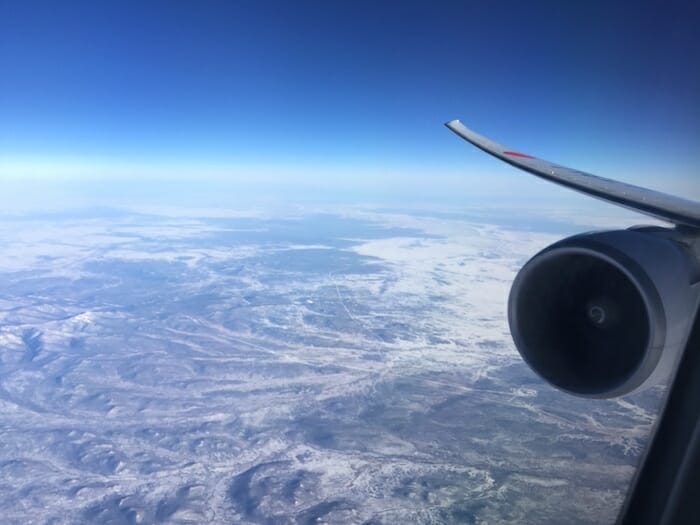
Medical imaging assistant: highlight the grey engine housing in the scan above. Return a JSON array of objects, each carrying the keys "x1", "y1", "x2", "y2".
[{"x1": 508, "y1": 228, "x2": 700, "y2": 398}]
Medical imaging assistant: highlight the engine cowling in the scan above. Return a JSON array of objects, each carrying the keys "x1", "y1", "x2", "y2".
[{"x1": 508, "y1": 228, "x2": 700, "y2": 398}]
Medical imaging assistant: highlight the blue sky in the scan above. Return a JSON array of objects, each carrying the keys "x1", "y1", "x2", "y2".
[{"x1": 1, "y1": 1, "x2": 698, "y2": 209}]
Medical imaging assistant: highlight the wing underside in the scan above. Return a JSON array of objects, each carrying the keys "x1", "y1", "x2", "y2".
[{"x1": 445, "y1": 119, "x2": 700, "y2": 229}]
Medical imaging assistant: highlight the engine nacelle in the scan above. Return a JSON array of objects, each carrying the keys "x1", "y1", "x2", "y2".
[{"x1": 508, "y1": 228, "x2": 700, "y2": 398}]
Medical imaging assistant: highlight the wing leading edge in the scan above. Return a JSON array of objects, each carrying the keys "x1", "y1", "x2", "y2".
[{"x1": 445, "y1": 119, "x2": 700, "y2": 229}]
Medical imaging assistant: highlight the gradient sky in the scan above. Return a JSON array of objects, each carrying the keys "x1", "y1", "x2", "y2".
[{"x1": 1, "y1": 1, "x2": 698, "y2": 209}]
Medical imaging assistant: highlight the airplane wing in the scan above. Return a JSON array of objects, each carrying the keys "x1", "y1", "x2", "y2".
[{"x1": 445, "y1": 119, "x2": 700, "y2": 229}]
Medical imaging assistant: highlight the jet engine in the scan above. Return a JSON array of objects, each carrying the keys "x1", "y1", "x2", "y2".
[{"x1": 508, "y1": 228, "x2": 700, "y2": 398}]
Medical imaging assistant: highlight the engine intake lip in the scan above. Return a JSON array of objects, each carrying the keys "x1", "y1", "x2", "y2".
[{"x1": 508, "y1": 239, "x2": 666, "y2": 398}]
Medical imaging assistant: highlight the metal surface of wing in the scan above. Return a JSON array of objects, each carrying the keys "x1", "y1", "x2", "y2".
[{"x1": 445, "y1": 120, "x2": 700, "y2": 229}]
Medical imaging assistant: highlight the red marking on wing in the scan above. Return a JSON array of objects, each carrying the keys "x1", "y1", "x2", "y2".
[{"x1": 503, "y1": 150, "x2": 535, "y2": 159}]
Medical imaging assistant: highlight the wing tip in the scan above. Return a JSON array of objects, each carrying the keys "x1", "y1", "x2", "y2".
[{"x1": 442, "y1": 118, "x2": 700, "y2": 227}]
